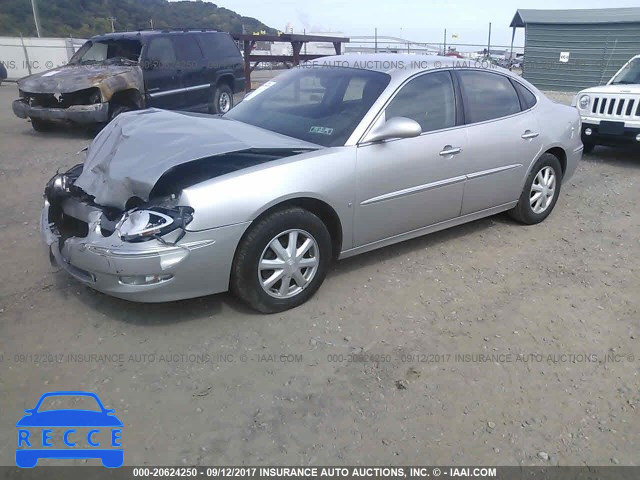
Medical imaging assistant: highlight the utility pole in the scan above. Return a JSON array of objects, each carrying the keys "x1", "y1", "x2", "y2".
[
  {"x1": 30, "y1": 0, "x2": 41, "y2": 37},
  {"x1": 443, "y1": 28, "x2": 446, "y2": 55},
  {"x1": 374, "y1": 27, "x2": 378, "y2": 53},
  {"x1": 487, "y1": 22, "x2": 492, "y2": 58},
  {"x1": 150, "y1": 18, "x2": 154, "y2": 30},
  {"x1": 109, "y1": 17, "x2": 116, "y2": 33}
]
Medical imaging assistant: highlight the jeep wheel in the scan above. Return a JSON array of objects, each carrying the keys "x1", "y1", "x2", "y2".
[{"x1": 210, "y1": 84, "x2": 233, "y2": 114}]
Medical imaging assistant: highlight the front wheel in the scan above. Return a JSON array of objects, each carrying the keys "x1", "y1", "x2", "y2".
[
  {"x1": 230, "y1": 207, "x2": 332, "y2": 313},
  {"x1": 109, "y1": 104, "x2": 133, "y2": 121},
  {"x1": 508, "y1": 153, "x2": 562, "y2": 225},
  {"x1": 30, "y1": 118, "x2": 54, "y2": 132}
]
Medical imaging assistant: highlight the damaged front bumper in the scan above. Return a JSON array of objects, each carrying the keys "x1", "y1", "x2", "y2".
[
  {"x1": 41, "y1": 198, "x2": 250, "y2": 303},
  {"x1": 13, "y1": 98, "x2": 109, "y2": 124}
]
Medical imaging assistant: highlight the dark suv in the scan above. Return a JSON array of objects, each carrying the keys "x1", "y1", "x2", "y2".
[{"x1": 12, "y1": 30, "x2": 245, "y2": 131}]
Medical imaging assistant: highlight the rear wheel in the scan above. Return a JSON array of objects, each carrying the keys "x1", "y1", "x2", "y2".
[
  {"x1": 210, "y1": 84, "x2": 233, "y2": 114},
  {"x1": 508, "y1": 153, "x2": 562, "y2": 225},
  {"x1": 231, "y1": 207, "x2": 332, "y2": 313}
]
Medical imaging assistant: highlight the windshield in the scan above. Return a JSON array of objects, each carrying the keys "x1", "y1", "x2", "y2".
[
  {"x1": 225, "y1": 67, "x2": 391, "y2": 147},
  {"x1": 610, "y1": 58, "x2": 640, "y2": 85},
  {"x1": 70, "y1": 39, "x2": 142, "y2": 65},
  {"x1": 36, "y1": 395, "x2": 102, "y2": 412}
]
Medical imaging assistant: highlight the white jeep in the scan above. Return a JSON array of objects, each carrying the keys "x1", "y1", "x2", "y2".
[{"x1": 573, "y1": 55, "x2": 640, "y2": 152}]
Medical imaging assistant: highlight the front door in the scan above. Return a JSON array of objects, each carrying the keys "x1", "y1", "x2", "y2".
[{"x1": 354, "y1": 71, "x2": 467, "y2": 247}]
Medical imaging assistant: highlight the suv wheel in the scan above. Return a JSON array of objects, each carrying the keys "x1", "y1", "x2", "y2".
[
  {"x1": 109, "y1": 104, "x2": 133, "y2": 121},
  {"x1": 30, "y1": 118, "x2": 54, "y2": 132},
  {"x1": 231, "y1": 207, "x2": 332, "y2": 313},
  {"x1": 508, "y1": 153, "x2": 562, "y2": 225},
  {"x1": 210, "y1": 84, "x2": 233, "y2": 114}
]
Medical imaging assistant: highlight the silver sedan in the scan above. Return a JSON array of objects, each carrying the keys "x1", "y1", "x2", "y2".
[{"x1": 41, "y1": 54, "x2": 582, "y2": 312}]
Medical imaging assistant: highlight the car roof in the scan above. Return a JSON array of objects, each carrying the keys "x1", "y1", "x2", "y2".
[
  {"x1": 305, "y1": 53, "x2": 513, "y2": 81},
  {"x1": 90, "y1": 30, "x2": 224, "y2": 42}
]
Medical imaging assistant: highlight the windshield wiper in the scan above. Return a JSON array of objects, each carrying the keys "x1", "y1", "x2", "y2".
[{"x1": 105, "y1": 56, "x2": 137, "y2": 65}]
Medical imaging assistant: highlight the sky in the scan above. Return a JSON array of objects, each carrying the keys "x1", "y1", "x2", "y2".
[{"x1": 204, "y1": 0, "x2": 640, "y2": 48}]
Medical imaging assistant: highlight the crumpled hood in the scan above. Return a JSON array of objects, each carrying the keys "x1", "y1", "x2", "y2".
[
  {"x1": 74, "y1": 108, "x2": 319, "y2": 209},
  {"x1": 579, "y1": 83, "x2": 640, "y2": 95},
  {"x1": 18, "y1": 63, "x2": 137, "y2": 94}
]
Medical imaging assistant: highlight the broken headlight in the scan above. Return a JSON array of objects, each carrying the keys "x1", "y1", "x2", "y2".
[{"x1": 116, "y1": 206, "x2": 194, "y2": 243}]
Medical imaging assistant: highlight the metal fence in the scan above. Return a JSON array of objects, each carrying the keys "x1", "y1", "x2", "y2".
[{"x1": 0, "y1": 36, "x2": 85, "y2": 80}]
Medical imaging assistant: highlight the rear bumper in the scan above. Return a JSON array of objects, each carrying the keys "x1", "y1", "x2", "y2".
[
  {"x1": 581, "y1": 121, "x2": 640, "y2": 147},
  {"x1": 13, "y1": 98, "x2": 109, "y2": 123}
]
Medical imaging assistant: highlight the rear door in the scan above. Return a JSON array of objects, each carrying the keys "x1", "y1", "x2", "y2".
[
  {"x1": 143, "y1": 35, "x2": 184, "y2": 109},
  {"x1": 198, "y1": 33, "x2": 245, "y2": 93},
  {"x1": 455, "y1": 70, "x2": 542, "y2": 215},
  {"x1": 171, "y1": 34, "x2": 209, "y2": 110}
]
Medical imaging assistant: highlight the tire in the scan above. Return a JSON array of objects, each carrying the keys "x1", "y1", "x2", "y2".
[
  {"x1": 231, "y1": 207, "x2": 332, "y2": 313},
  {"x1": 90, "y1": 104, "x2": 133, "y2": 134},
  {"x1": 508, "y1": 153, "x2": 562, "y2": 225},
  {"x1": 30, "y1": 118, "x2": 53, "y2": 132},
  {"x1": 582, "y1": 142, "x2": 595, "y2": 154},
  {"x1": 210, "y1": 84, "x2": 233, "y2": 114},
  {"x1": 109, "y1": 103, "x2": 133, "y2": 121}
]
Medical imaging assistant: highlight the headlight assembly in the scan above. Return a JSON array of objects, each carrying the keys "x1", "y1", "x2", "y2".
[
  {"x1": 116, "y1": 206, "x2": 194, "y2": 243},
  {"x1": 578, "y1": 95, "x2": 590, "y2": 110}
]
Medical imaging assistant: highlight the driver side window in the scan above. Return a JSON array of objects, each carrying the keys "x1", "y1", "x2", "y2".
[
  {"x1": 385, "y1": 71, "x2": 456, "y2": 133},
  {"x1": 146, "y1": 37, "x2": 177, "y2": 67}
]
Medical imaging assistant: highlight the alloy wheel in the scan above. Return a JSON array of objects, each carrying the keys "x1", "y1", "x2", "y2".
[
  {"x1": 258, "y1": 229, "x2": 319, "y2": 299},
  {"x1": 218, "y1": 92, "x2": 231, "y2": 113},
  {"x1": 530, "y1": 166, "x2": 556, "y2": 214}
]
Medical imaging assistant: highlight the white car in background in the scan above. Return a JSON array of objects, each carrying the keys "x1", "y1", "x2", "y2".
[{"x1": 573, "y1": 55, "x2": 640, "y2": 152}]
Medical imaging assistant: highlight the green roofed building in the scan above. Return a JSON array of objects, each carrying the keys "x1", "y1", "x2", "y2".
[{"x1": 510, "y1": 8, "x2": 640, "y2": 91}]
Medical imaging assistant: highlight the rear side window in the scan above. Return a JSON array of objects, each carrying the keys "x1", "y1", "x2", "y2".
[
  {"x1": 385, "y1": 71, "x2": 456, "y2": 133},
  {"x1": 198, "y1": 33, "x2": 241, "y2": 64},
  {"x1": 457, "y1": 70, "x2": 521, "y2": 123},
  {"x1": 512, "y1": 81, "x2": 537, "y2": 109}
]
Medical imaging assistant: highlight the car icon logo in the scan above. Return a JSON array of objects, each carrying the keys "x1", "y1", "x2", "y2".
[{"x1": 15, "y1": 391, "x2": 123, "y2": 468}]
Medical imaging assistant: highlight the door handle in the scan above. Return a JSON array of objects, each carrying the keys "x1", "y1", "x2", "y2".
[
  {"x1": 521, "y1": 130, "x2": 539, "y2": 139},
  {"x1": 439, "y1": 146, "x2": 462, "y2": 156}
]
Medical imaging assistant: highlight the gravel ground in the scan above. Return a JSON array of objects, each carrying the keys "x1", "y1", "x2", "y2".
[{"x1": 0, "y1": 83, "x2": 638, "y2": 467}]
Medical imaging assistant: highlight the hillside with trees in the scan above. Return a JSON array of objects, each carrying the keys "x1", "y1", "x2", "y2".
[{"x1": 0, "y1": 0, "x2": 275, "y2": 37}]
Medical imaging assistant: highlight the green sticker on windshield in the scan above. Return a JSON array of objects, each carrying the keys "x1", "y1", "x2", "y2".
[{"x1": 309, "y1": 126, "x2": 334, "y2": 135}]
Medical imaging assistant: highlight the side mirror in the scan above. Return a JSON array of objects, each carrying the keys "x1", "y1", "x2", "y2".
[
  {"x1": 363, "y1": 117, "x2": 422, "y2": 143},
  {"x1": 24, "y1": 409, "x2": 33, "y2": 414}
]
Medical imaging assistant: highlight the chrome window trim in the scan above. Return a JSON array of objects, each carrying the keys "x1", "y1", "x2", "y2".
[{"x1": 354, "y1": 68, "x2": 540, "y2": 146}]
